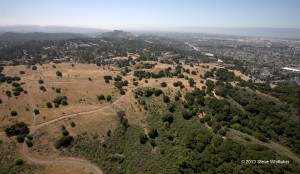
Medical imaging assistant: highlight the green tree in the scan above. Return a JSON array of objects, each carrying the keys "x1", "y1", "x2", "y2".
[
  {"x1": 46, "y1": 102, "x2": 53, "y2": 108},
  {"x1": 16, "y1": 135, "x2": 25, "y2": 143},
  {"x1": 106, "y1": 95, "x2": 112, "y2": 101},
  {"x1": 163, "y1": 95, "x2": 170, "y2": 103},
  {"x1": 97, "y1": 95, "x2": 106, "y2": 100},
  {"x1": 32, "y1": 65, "x2": 37, "y2": 70},
  {"x1": 56, "y1": 71, "x2": 62, "y2": 77},
  {"x1": 55, "y1": 135, "x2": 74, "y2": 148},
  {"x1": 160, "y1": 82, "x2": 167, "y2": 87},
  {"x1": 61, "y1": 99, "x2": 68, "y2": 106},
  {"x1": 162, "y1": 113, "x2": 174, "y2": 123},
  {"x1": 139, "y1": 133, "x2": 148, "y2": 144},
  {"x1": 70, "y1": 122, "x2": 76, "y2": 127},
  {"x1": 11, "y1": 111, "x2": 18, "y2": 116},
  {"x1": 33, "y1": 109, "x2": 40, "y2": 115},
  {"x1": 148, "y1": 128, "x2": 159, "y2": 138},
  {"x1": 38, "y1": 79, "x2": 44, "y2": 84}
]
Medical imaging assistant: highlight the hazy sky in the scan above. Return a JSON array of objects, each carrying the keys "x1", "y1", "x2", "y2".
[{"x1": 0, "y1": 0, "x2": 300, "y2": 29}]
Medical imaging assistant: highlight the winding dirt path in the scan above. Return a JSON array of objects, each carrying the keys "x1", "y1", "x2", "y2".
[
  {"x1": 34, "y1": 89, "x2": 132, "y2": 129},
  {"x1": 227, "y1": 129, "x2": 300, "y2": 165},
  {"x1": 21, "y1": 75, "x2": 134, "y2": 174},
  {"x1": 20, "y1": 143, "x2": 102, "y2": 174}
]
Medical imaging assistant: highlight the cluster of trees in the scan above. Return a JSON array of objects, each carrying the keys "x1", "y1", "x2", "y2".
[
  {"x1": 48, "y1": 96, "x2": 68, "y2": 108},
  {"x1": 138, "y1": 63, "x2": 156, "y2": 69},
  {"x1": 58, "y1": 81, "x2": 299, "y2": 174},
  {"x1": 237, "y1": 80, "x2": 298, "y2": 108},
  {"x1": 5, "y1": 122, "x2": 29, "y2": 137},
  {"x1": 4, "y1": 122, "x2": 33, "y2": 146},
  {"x1": 134, "y1": 88, "x2": 164, "y2": 98},
  {"x1": 215, "y1": 68, "x2": 240, "y2": 81},
  {"x1": 97, "y1": 95, "x2": 112, "y2": 102},
  {"x1": 55, "y1": 125, "x2": 73, "y2": 149},
  {"x1": 0, "y1": 72, "x2": 25, "y2": 97}
]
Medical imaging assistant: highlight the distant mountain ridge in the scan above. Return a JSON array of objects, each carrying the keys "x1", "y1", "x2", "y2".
[
  {"x1": 99, "y1": 30, "x2": 135, "y2": 38},
  {"x1": 161, "y1": 27, "x2": 300, "y2": 39},
  {"x1": 0, "y1": 32, "x2": 84, "y2": 42},
  {"x1": 0, "y1": 25, "x2": 107, "y2": 34}
]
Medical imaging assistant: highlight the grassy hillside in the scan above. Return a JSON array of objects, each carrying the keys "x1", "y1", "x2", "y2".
[{"x1": 0, "y1": 62, "x2": 299, "y2": 173}]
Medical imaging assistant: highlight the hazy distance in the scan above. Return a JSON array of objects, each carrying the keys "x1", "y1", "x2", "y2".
[{"x1": 1, "y1": 0, "x2": 300, "y2": 38}]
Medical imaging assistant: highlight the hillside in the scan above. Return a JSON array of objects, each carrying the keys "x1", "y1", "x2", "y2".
[{"x1": 0, "y1": 61, "x2": 299, "y2": 173}]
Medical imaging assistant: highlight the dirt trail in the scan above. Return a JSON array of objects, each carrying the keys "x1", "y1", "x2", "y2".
[
  {"x1": 19, "y1": 81, "x2": 135, "y2": 174},
  {"x1": 227, "y1": 129, "x2": 300, "y2": 164},
  {"x1": 21, "y1": 143, "x2": 102, "y2": 174},
  {"x1": 34, "y1": 90, "x2": 132, "y2": 128}
]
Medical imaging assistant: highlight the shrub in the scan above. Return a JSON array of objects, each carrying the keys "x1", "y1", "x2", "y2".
[
  {"x1": 114, "y1": 81, "x2": 124, "y2": 88},
  {"x1": 119, "y1": 88, "x2": 125, "y2": 95},
  {"x1": 19, "y1": 71, "x2": 25, "y2": 75},
  {"x1": 16, "y1": 135, "x2": 25, "y2": 143},
  {"x1": 40, "y1": 86, "x2": 46, "y2": 92},
  {"x1": 62, "y1": 129, "x2": 69, "y2": 136},
  {"x1": 70, "y1": 122, "x2": 76, "y2": 127},
  {"x1": 107, "y1": 129, "x2": 112, "y2": 137},
  {"x1": 160, "y1": 82, "x2": 167, "y2": 87},
  {"x1": 123, "y1": 80, "x2": 129, "y2": 86},
  {"x1": 106, "y1": 95, "x2": 112, "y2": 101},
  {"x1": 61, "y1": 99, "x2": 68, "y2": 105},
  {"x1": 56, "y1": 71, "x2": 62, "y2": 77},
  {"x1": 148, "y1": 128, "x2": 159, "y2": 138},
  {"x1": 150, "y1": 139, "x2": 156, "y2": 147},
  {"x1": 133, "y1": 81, "x2": 138, "y2": 86},
  {"x1": 32, "y1": 65, "x2": 37, "y2": 70},
  {"x1": 56, "y1": 88, "x2": 61, "y2": 93},
  {"x1": 25, "y1": 140, "x2": 33, "y2": 147},
  {"x1": 162, "y1": 113, "x2": 174, "y2": 123},
  {"x1": 38, "y1": 79, "x2": 44, "y2": 84},
  {"x1": 163, "y1": 95, "x2": 170, "y2": 103},
  {"x1": 219, "y1": 129, "x2": 226, "y2": 136},
  {"x1": 55, "y1": 135, "x2": 73, "y2": 149},
  {"x1": 26, "y1": 134, "x2": 33, "y2": 140},
  {"x1": 6, "y1": 90, "x2": 11, "y2": 97},
  {"x1": 33, "y1": 109, "x2": 40, "y2": 115},
  {"x1": 168, "y1": 104, "x2": 175, "y2": 112},
  {"x1": 11, "y1": 111, "x2": 18, "y2": 116},
  {"x1": 97, "y1": 95, "x2": 106, "y2": 101},
  {"x1": 104, "y1": 75, "x2": 112, "y2": 80},
  {"x1": 46, "y1": 102, "x2": 53, "y2": 108},
  {"x1": 182, "y1": 110, "x2": 193, "y2": 120},
  {"x1": 154, "y1": 89, "x2": 163, "y2": 96},
  {"x1": 114, "y1": 75, "x2": 122, "y2": 81},
  {"x1": 139, "y1": 133, "x2": 148, "y2": 144},
  {"x1": 14, "y1": 159, "x2": 24, "y2": 166}
]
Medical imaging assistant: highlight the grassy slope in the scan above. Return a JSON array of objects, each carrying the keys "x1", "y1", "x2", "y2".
[{"x1": 59, "y1": 91, "x2": 300, "y2": 173}]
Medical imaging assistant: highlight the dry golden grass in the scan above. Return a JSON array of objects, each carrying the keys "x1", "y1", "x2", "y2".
[
  {"x1": 0, "y1": 63, "x2": 123, "y2": 128},
  {"x1": 0, "y1": 62, "x2": 255, "y2": 174}
]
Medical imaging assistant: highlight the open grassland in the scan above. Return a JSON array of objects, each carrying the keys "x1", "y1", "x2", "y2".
[{"x1": 2, "y1": 61, "x2": 299, "y2": 174}]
